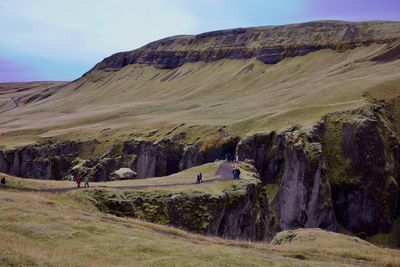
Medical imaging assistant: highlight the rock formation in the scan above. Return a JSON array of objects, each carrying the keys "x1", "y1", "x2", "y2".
[{"x1": 91, "y1": 21, "x2": 400, "y2": 72}]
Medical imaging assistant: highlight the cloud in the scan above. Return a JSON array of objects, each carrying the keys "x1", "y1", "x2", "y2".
[{"x1": 0, "y1": 0, "x2": 197, "y2": 75}]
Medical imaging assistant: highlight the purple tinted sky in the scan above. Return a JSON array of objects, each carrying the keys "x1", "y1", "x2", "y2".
[
  {"x1": 308, "y1": 0, "x2": 400, "y2": 21},
  {"x1": 0, "y1": 0, "x2": 399, "y2": 82}
]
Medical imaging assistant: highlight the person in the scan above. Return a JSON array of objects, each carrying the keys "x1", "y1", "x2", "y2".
[
  {"x1": 196, "y1": 172, "x2": 203, "y2": 184},
  {"x1": 1, "y1": 177, "x2": 6, "y2": 187},
  {"x1": 84, "y1": 176, "x2": 90, "y2": 188},
  {"x1": 232, "y1": 167, "x2": 241, "y2": 180},
  {"x1": 76, "y1": 176, "x2": 82, "y2": 188},
  {"x1": 69, "y1": 174, "x2": 74, "y2": 181}
]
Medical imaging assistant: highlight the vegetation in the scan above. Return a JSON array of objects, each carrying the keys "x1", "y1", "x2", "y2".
[
  {"x1": 1, "y1": 188, "x2": 400, "y2": 266},
  {"x1": 1, "y1": 44, "x2": 400, "y2": 150}
]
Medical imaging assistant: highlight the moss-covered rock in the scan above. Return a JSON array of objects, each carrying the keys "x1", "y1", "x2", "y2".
[{"x1": 86, "y1": 178, "x2": 271, "y2": 241}]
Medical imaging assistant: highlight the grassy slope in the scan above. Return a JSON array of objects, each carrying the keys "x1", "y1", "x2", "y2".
[
  {"x1": 1, "y1": 45, "x2": 400, "y2": 149},
  {"x1": 1, "y1": 188, "x2": 400, "y2": 266}
]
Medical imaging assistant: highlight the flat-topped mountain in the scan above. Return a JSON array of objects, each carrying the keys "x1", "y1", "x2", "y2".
[{"x1": 94, "y1": 21, "x2": 400, "y2": 70}]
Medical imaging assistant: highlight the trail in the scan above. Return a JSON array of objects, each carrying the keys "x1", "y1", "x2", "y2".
[
  {"x1": 11, "y1": 97, "x2": 19, "y2": 108},
  {"x1": 2, "y1": 162, "x2": 237, "y2": 194},
  {"x1": 0, "y1": 97, "x2": 19, "y2": 113}
]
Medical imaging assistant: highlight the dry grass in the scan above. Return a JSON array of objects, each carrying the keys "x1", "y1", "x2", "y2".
[
  {"x1": 1, "y1": 45, "x2": 399, "y2": 149},
  {"x1": 1, "y1": 189, "x2": 400, "y2": 266}
]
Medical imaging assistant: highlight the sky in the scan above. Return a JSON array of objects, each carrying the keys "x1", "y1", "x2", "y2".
[{"x1": 0, "y1": 0, "x2": 399, "y2": 82}]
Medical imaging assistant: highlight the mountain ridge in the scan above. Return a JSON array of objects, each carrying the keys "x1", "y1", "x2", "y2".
[{"x1": 92, "y1": 20, "x2": 400, "y2": 72}]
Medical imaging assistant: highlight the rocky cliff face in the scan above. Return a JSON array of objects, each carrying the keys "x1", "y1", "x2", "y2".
[
  {"x1": 237, "y1": 126, "x2": 336, "y2": 233},
  {"x1": 91, "y1": 21, "x2": 400, "y2": 71},
  {"x1": 322, "y1": 106, "x2": 400, "y2": 237},
  {"x1": 0, "y1": 137, "x2": 239, "y2": 181},
  {"x1": 88, "y1": 180, "x2": 270, "y2": 241},
  {"x1": 237, "y1": 101, "x2": 400, "y2": 241}
]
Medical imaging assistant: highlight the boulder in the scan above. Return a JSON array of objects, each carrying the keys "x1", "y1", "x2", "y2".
[{"x1": 114, "y1": 168, "x2": 137, "y2": 180}]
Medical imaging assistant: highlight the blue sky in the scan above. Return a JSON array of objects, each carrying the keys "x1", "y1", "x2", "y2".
[{"x1": 1, "y1": 0, "x2": 399, "y2": 82}]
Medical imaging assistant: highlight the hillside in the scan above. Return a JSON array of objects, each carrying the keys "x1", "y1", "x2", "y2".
[{"x1": 0, "y1": 21, "x2": 400, "y2": 148}]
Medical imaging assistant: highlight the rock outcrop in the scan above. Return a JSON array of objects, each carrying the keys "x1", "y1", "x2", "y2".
[
  {"x1": 88, "y1": 179, "x2": 270, "y2": 241},
  {"x1": 322, "y1": 107, "x2": 400, "y2": 237},
  {"x1": 0, "y1": 141, "x2": 89, "y2": 180},
  {"x1": 91, "y1": 21, "x2": 400, "y2": 72},
  {"x1": 237, "y1": 102, "x2": 400, "y2": 241},
  {"x1": 0, "y1": 137, "x2": 239, "y2": 181}
]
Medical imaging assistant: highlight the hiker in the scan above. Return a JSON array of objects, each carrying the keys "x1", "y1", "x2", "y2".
[
  {"x1": 69, "y1": 174, "x2": 74, "y2": 181},
  {"x1": 1, "y1": 177, "x2": 5, "y2": 187},
  {"x1": 196, "y1": 172, "x2": 203, "y2": 184},
  {"x1": 76, "y1": 176, "x2": 82, "y2": 188},
  {"x1": 236, "y1": 168, "x2": 241, "y2": 179},
  {"x1": 232, "y1": 167, "x2": 241, "y2": 180},
  {"x1": 84, "y1": 176, "x2": 90, "y2": 188}
]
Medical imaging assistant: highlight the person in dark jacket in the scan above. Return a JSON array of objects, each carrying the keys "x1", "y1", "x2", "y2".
[
  {"x1": 236, "y1": 168, "x2": 241, "y2": 179},
  {"x1": 1, "y1": 177, "x2": 6, "y2": 187},
  {"x1": 196, "y1": 172, "x2": 203, "y2": 184},
  {"x1": 232, "y1": 168, "x2": 241, "y2": 179}
]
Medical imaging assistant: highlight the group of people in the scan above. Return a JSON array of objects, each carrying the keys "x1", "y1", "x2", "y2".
[{"x1": 70, "y1": 175, "x2": 90, "y2": 188}]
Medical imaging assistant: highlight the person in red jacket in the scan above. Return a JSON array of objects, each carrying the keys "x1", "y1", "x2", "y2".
[{"x1": 76, "y1": 176, "x2": 82, "y2": 188}]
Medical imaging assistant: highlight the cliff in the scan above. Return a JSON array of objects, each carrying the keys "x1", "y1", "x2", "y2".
[{"x1": 92, "y1": 21, "x2": 400, "y2": 71}]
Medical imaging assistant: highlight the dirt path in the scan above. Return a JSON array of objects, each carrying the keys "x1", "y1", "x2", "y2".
[
  {"x1": 3, "y1": 162, "x2": 237, "y2": 194},
  {"x1": 11, "y1": 97, "x2": 19, "y2": 108},
  {"x1": 0, "y1": 97, "x2": 19, "y2": 113}
]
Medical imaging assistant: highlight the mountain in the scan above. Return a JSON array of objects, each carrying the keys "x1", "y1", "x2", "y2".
[
  {"x1": 1, "y1": 20, "x2": 400, "y2": 248},
  {"x1": 1, "y1": 21, "x2": 400, "y2": 148}
]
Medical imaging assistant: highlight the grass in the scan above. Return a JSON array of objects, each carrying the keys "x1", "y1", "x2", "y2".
[
  {"x1": 1, "y1": 44, "x2": 400, "y2": 150},
  {"x1": 1, "y1": 189, "x2": 400, "y2": 266}
]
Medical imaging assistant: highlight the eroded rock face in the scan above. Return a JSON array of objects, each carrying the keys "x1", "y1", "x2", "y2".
[
  {"x1": 89, "y1": 182, "x2": 270, "y2": 241},
  {"x1": 328, "y1": 113, "x2": 399, "y2": 236},
  {"x1": 0, "y1": 137, "x2": 239, "y2": 181},
  {"x1": 273, "y1": 138, "x2": 336, "y2": 231},
  {"x1": 179, "y1": 144, "x2": 202, "y2": 171},
  {"x1": 0, "y1": 141, "x2": 87, "y2": 180},
  {"x1": 236, "y1": 104, "x2": 400, "y2": 240},
  {"x1": 91, "y1": 21, "x2": 400, "y2": 72}
]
